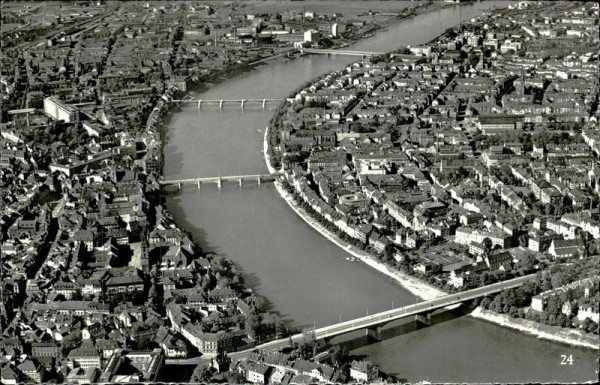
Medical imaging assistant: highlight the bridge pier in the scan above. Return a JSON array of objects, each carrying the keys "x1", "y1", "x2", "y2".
[
  {"x1": 178, "y1": 182, "x2": 182, "y2": 190},
  {"x1": 241, "y1": 99, "x2": 245, "y2": 110},
  {"x1": 322, "y1": 335, "x2": 335, "y2": 345},
  {"x1": 217, "y1": 177, "x2": 222, "y2": 189},
  {"x1": 239, "y1": 178, "x2": 243, "y2": 187},
  {"x1": 415, "y1": 312, "x2": 432, "y2": 328},
  {"x1": 219, "y1": 100, "x2": 223, "y2": 109},
  {"x1": 365, "y1": 326, "x2": 382, "y2": 342},
  {"x1": 197, "y1": 100, "x2": 202, "y2": 109},
  {"x1": 257, "y1": 176, "x2": 261, "y2": 186},
  {"x1": 197, "y1": 180, "x2": 201, "y2": 189},
  {"x1": 262, "y1": 99, "x2": 266, "y2": 109}
]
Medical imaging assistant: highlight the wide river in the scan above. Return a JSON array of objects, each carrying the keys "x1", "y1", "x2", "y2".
[{"x1": 163, "y1": 1, "x2": 598, "y2": 382}]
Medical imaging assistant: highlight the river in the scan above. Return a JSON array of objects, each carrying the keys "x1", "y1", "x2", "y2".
[{"x1": 162, "y1": 1, "x2": 598, "y2": 382}]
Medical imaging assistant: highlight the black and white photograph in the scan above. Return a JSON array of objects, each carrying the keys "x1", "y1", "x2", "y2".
[{"x1": 0, "y1": 0, "x2": 599, "y2": 384}]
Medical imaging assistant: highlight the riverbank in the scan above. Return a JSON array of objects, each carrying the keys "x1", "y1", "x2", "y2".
[{"x1": 471, "y1": 307, "x2": 600, "y2": 350}]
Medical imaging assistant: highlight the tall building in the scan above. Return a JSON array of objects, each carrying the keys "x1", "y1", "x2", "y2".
[
  {"x1": 43, "y1": 96, "x2": 78, "y2": 123},
  {"x1": 304, "y1": 30, "x2": 321, "y2": 43}
]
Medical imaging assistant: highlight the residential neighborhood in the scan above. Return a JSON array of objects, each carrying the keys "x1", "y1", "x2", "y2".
[{"x1": 268, "y1": 0, "x2": 599, "y2": 336}]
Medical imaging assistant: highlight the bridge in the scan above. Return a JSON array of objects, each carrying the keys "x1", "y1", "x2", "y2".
[
  {"x1": 228, "y1": 274, "x2": 536, "y2": 359},
  {"x1": 302, "y1": 48, "x2": 423, "y2": 61},
  {"x1": 160, "y1": 173, "x2": 278, "y2": 189},
  {"x1": 302, "y1": 48, "x2": 385, "y2": 57},
  {"x1": 171, "y1": 98, "x2": 287, "y2": 110}
]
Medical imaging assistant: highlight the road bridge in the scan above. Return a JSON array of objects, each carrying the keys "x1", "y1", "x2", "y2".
[
  {"x1": 302, "y1": 48, "x2": 385, "y2": 57},
  {"x1": 160, "y1": 173, "x2": 278, "y2": 189},
  {"x1": 302, "y1": 48, "x2": 423, "y2": 61},
  {"x1": 227, "y1": 274, "x2": 536, "y2": 359},
  {"x1": 171, "y1": 98, "x2": 287, "y2": 110}
]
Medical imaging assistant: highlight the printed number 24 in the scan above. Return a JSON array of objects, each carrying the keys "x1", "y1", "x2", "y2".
[{"x1": 561, "y1": 355, "x2": 574, "y2": 365}]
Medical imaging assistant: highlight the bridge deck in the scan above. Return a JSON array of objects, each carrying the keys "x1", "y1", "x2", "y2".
[
  {"x1": 302, "y1": 48, "x2": 385, "y2": 56},
  {"x1": 172, "y1": 99, "x2": 284, "y2": 103},
  {"x1": 160, "y1": 174, "x2": 277, "y2": 185}
]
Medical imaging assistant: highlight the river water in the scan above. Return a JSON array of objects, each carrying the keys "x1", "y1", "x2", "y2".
[{"x1": 163, "y1": 1, "x2": 598, "y2": 382}]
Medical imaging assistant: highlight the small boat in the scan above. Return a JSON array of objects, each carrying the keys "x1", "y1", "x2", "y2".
[{"x1": 257, "y1": 129, "x2": 262, "y2": 132}]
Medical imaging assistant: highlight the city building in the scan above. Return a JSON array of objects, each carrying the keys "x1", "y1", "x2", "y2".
[{"x1": 43, "y1": 96, "x2": 78, "y2": 123}]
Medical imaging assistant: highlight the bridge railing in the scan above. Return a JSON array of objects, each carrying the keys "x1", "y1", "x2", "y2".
[{"x1": 160, "y1": 173, "x2": 278, "y2": 185}]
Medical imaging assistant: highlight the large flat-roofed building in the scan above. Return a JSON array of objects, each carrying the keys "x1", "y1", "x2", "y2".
[
  {"x1": 455, "y1": 226, "x2": 511, "y2": 249},
  {"x1": 98, "y1": 349, "x2": 165, "y2": 383},
  {"x1": 67, "y1": 347, "x2": 101, "y2": 370},
  {"x1": 476, "y1": 114, "x2": 524, "y2": 134},
  {"x1": 66, "y1": 367, "x2": 100, "y2": 385},
  {"x1": 43, "y1": 96, "x2": 78, "y2": 123}
]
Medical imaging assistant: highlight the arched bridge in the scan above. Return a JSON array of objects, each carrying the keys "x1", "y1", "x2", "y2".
[
  {"x1": 160, "y1": 173, "x2": 279, "y2": 189},
  {"x1": 172, "y1": 98, "x2": 288, "y2": 110},
  {"x1": 229, "y1": 274, "x2": 536, "y2": 358}
]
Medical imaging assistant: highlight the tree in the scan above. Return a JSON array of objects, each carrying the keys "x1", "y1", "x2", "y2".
[
  {"x1": 482, "y1": 237, "x2": 493, "y2": 256},
  {"x1": 518, "y1": 234, "x2": 528, "y2": 248},
  {"x1": 245, "y1": 313, "x2": 261, "y2": 340},
  {"x1": 480, "y1": 297, "x2": 492, "y2": 310},
  {"x1": 383, "y1": 244, "x2": 395, "y2": 262},
  {"x1": 583, "y1": 319, "x2": 598, "y2": 334},
  {"x1": 228, "y1": 371, "x2": 246, "y2": 384},
  {"x1": 190, "y1": 364, "x2": 213, "y2": 383},
  {"x1": 554, "y1": 313, "x2": 570, "y2": 328},
  {"x1": 136, "y1": 333, "x2": 155, "y2": 350},
  {"x1": 330, "y1": 345, "x2": 349, "y2": 366},
  {"x1": 302, "y1": 327, "x2": 316, "y2": 345},
  {"x1": 61, "y1": 333, "x2": 82, "y2": 356},
  {"x1": 480, "y1": 271, "x2": 491, "y2": 287},
  {"x1": 319, "y1": 37, "x2": 334, "y2": 48},
  {"x1": 274, "y1": 314, "x2": 284, "y2": 339},
  {"x1": 252, "y1": 295, "x2": 267, "y2": 313}
]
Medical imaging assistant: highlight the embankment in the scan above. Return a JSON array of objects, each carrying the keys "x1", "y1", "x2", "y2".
[{"x1": 471, "y1": 307, "x2": 600, "y2": 350}]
